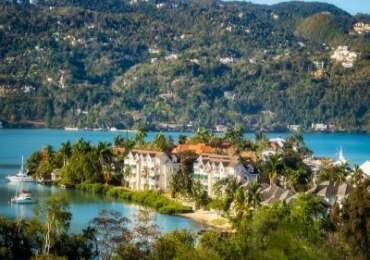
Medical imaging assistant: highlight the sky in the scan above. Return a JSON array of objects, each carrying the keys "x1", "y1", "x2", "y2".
[{"x1": 241, "y1": 0, "x2": 370, "y2": 15}]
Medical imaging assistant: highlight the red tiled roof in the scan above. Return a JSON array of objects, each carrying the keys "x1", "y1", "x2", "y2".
[{"x1": 171, "y1": 144, "x2": 215, "y2": 155}]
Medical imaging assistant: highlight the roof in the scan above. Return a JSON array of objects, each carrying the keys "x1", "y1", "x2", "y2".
[
  {"x1": 240, "y1": 150, "x2": 257, "y2": 161},
  {"x1": 130, "y1": 149, "x2": 167, "y2": 157},
  {"x1": 171, "y1": 144, "x2": 215, "y2": 155},
  {"x1": 309, "y1": 180, "x2": 353, "y2": 204},
  {"x1": 198, "y1": 153, "x2": 240, "y2": 167},
  {"x1": 113, "y1": 146, "x2": 126, "y2": 154}
]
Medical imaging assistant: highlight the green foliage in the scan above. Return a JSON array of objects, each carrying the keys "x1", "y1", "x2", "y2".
[
  {"x1": 0, "y1": 218, "x2": 33, "y2": 260},
  {"x1": 0, "y1": 1, "x2": 368, "y2": 131},
  {"x1": 297, "y1": 12, "x2": 352, "y2": 44},
  {"x1": 170, "y1": 151, "x2": 198, "y2": 198},
  {"x1": 338, "y1": 181, "x2": 370, "y2": 259},
  {"x1": 106, "y1": 187, "x2": 192, "y2": 214}
]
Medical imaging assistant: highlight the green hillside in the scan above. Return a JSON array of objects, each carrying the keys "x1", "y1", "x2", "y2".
[{"x1": 0, "y1": 0, "x2": 369, "y2": 131}]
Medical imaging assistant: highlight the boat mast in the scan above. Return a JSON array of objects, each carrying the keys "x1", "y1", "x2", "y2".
[{"x1": 21, "y1": 155, "x2": 24, "y2": 173}]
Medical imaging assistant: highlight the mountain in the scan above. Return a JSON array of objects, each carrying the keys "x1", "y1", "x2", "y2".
[{"x1": 0, "y1": 0, "x2": 369, "y2": 131}]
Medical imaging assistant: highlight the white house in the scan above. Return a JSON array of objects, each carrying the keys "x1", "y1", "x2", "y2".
[
  {"x1": 331, "y1": 46, "x2": 358, "y2": 68},
  {"x1": 51, "y1": 169, "x2": 61, "y2": 182},
  {"x1": 219, "y1": 57, "x2": 235, "y2": 64},
  {"x1": 360, "y1": 161, "x2": 370, "y2": 178},
  {"x1": 353, "y1": 22, "x2": 370, "y2": 34},
  {"x1": 311, "y1": 123, "x2": 328, "y2": 132},
  {"x1": 124, "y1": 150, "x2": 178, "y2": 192},
  {"x1": 193, "y1": 154, "x2": 256, "y2": 197}
]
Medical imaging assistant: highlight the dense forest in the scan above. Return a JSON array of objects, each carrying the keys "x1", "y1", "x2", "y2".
[{"x1": 0, "y1": 0, "x2": 369, "y2": 131}]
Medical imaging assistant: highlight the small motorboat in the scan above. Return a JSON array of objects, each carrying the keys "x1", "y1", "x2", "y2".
[
  {"x1": 11, "y1": 190, "x2": 33, "y2": 204},
  {"x1": 6, "y1": 156, "x2": 33, "y2": 183}
]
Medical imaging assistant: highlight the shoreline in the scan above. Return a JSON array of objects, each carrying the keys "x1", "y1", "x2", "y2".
[
  {"x1": 0, "y1": 127, "x2": 369, "y2": 135},
  {"x1": 180, "y1": 210, "x2": 233, "y2": 232}
]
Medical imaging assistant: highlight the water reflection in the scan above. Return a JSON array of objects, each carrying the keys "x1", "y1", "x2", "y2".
[{"x1": 0, "y1": 170, "x2": 202, "y2": 233}]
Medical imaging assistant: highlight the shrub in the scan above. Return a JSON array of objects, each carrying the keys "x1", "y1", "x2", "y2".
[{"x1": 105, "y1": 187, "x2": 192, "y2": 214}]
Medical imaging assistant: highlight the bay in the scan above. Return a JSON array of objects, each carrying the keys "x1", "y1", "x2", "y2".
[{"x1": 0, "y1": 129, "x2": 369, "y2": 232}]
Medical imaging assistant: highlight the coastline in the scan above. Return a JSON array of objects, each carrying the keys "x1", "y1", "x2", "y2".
[
  {"x1": 0, "y1": 125, "x2": 368, "y2": 134},
  {"x1": 180, "y1": 210, "x2": 233, "y2": 232}
]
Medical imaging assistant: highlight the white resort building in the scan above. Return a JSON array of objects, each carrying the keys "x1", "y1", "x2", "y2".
[
  {"x1": 124, "y1": 150, "x2": 178, "y2": 192},
  {"x1": 193, "y1": 153, "x2": 256, "y2": 197}
]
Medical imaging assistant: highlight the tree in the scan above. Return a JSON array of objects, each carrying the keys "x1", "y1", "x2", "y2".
[
  {"x1": 114, "y1": 135, "x2": 125, "y2": 146},
  {"x1": 170, "y1": 151, "x2": 197, "y2": 197},
  {"x1": 89, "y1": 209, "x2": 131, "y2": 260},
  {"x1": 232, "y1": 187, "x2": 248, "y2": 219},
  {"x1": 149, "y1": 230, "x2": 198, "y2": 260},
  {"x1": 246, "y1": 181, "x2": 261, "y2": 209},
  {"x1": 224, "y1": 125, "x2": 245, "y2": 150},
  {"x1": 59, "y1": 141, "x2": 71, "y2": 167},
  {"x1": 0, "y1": 217, "x2": 33, "y2": 260},
  {"x1": 40, "y1": 195, "x2": 72, "y2": 255},
  {"x1": 351, "y1": 165, "x2": 364, "y2": 185},
  {"x1": 339, "y1": 181, "x2": 370, "y2": 259},
  {"x1": 132, "y1": 208, "x2": 160, "y2": 256},
  {"x1": 319, "y1": 164, "x2": 348, "y2": 185},
  {"x1": 135, "y1": 126, "x2": 147, "y2": 146},
  {"x1": 153, "y1": 132, "x2": 168, "y2": 151},
  {"x1": 213, "y1": 176, "x2": 240, "y2": 212},
  {"x1": 264, "y1": 154, "x2": 284, "y2": 186},
  {"x1": 26, "y1": 151, "x2": 41, "y2": 175},
  {"x1": 178, "y1": 135, "x2": 188, "y2": 144},
  {"x1": 192, "y1": 180, "x2": 209, "y2": 209},
  {"x1": 189, "y1": 128, "x2": 212, "y2": 144}
]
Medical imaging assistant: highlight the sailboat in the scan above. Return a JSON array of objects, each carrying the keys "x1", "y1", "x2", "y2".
[
  {"x1": 6, "y1": 156, "x2": 33, "y2": 182},
  {"x1": 333, "y1": 146, "x2": 347, "y2": 166},
  {"x1": 10, "y1": 190, "x2": 33, "y2": 204}
]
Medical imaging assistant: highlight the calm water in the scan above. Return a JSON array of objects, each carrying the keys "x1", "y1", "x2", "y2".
[{"x1": 0, "y1": 129, "x2": 369, "y2": 232}]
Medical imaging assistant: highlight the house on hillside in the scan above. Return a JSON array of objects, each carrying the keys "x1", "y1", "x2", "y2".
[
  {"x1": 353, "y1": 22, "x2": 370, "y2": 34},
  {"x1": 331, "y1": 46, "x2": 358, "y2": 68},
  {"x1": 193, "y1": 154, "x2": 257, "y2": 197},
  {"x1": 311, "y1": 123, "x2": 328, "y2": 132},
  {"x1": 124, "y1": 149, "x2": 178, "y2": 192}
]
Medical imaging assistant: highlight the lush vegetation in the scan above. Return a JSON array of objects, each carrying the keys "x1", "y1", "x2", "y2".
[
  {"x1": 0, "y1": 0, "x2": 369, "y2": 131},
  {"x1": 77, "y1": 183, "x2": 192, "y2": 214},
  {"x1": 1, "y1": 180, "x2": 370, "y2": 259}
]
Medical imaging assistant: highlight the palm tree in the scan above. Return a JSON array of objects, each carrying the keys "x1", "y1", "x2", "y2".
[
  {"x1": 246, "y1": 181, "x2": 261, "y2": 209},
  {"x1": 60, "y1": 141, "x2": 72, "y2": 166},
  {"x1": 352, "y1": 165, "x2": 364, "y2": 186},
  {"x1": 72, "y1": 139, "x2": 91, "y2": 154},
  {"x1": 102, "y1": 164, "x2": 113, "y2": 185},
  {"x1": 114, "y1": 135, "x2": 124, "y2": 146},
  {"x1": 233, "y1": 187, "x2": 248, "y2": 218},
  {"x1": 265, "y1": 154, "x2": 283, "y2": 186},
  {"x1": 97, "y1": 142, "x2": 113, "y2": 167},
  {"x1": 214, "y1": 176, "x2": 240, "y2": 212},
  {"x1": 319, "y1": 164, "x2": 348, "y2": 185},
  {"x1": 135, "y1": 127, "x2": 147, "y2": 146}
]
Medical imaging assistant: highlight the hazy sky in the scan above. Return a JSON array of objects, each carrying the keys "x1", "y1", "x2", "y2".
[{"x1": 241, "y1": 0, "x2": 370, "y2": 14}]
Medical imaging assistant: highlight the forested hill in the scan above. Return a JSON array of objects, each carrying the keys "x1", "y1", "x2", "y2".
[{"x1": 0, "y1": 0, "x2": 369, "y2": 131}]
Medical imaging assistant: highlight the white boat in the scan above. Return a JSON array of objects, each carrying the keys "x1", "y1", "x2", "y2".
[
  {"x1": 333, "y1": 147, "x2": 347, "y2": 166},
  {"x1": 64, "y1": 127, "x2": 79, "y2": 131},
  {"x1": 6, "y1": 156, "x2": 33, "y2": 182},
  {"x1": 11, "y1": 190, "x2": 33, "y2": 204}
]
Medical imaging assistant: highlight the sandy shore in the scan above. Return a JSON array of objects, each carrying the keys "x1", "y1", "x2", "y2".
[{"x1": 181, "y1": 209, "x2": 233, "y2": 231}]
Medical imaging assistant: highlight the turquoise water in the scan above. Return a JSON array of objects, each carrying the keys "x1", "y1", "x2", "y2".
[
  {"x1": 0, "y1": 129, "x2": 368, "y2": 165},
  {"x1": 0, "y1": 129, "x2": 369, "y2": 232}
]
